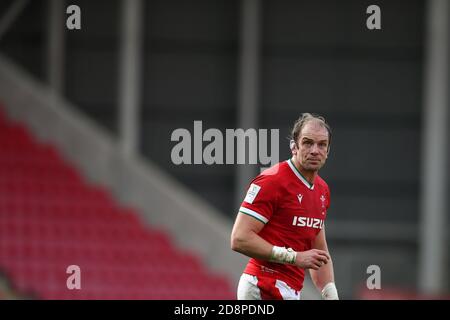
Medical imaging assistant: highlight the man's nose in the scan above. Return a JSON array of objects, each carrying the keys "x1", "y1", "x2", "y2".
[{"x1": 310, "y1": 144, "x2": 319, "y2": 154}]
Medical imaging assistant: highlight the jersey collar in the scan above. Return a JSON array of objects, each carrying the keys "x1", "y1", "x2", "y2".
[{"x1": 287, "y1": 159, "x2": 314, "y2": 190}]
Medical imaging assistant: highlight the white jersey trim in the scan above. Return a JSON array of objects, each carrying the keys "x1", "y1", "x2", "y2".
[
  {"x1": 287, "y1": 159, "x2": 314, "y2": 190},
  {"x1": 239, "y1": 206, "x2": 269, "y2": 224}
]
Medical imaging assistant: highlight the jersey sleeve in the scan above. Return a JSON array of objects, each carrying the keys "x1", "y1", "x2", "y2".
[{"x1": 239, "y1": 174, "x2": 278, "y2": 224}]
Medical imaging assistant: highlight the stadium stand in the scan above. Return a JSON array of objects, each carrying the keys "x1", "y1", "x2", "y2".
[{"x1": 0, "y1": 106, "x2": 234, "y2": 299}]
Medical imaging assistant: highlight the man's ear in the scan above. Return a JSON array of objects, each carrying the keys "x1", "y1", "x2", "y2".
[
  {"x1": 326, "y1": 145, "x2": 331, "y2": 158},
  {"x1": 290, "y1": 140, "x2": 297, "y2": 155}
]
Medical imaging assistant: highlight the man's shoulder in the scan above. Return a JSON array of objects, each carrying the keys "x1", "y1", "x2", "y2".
[
  {"x1": 259, "y1": 161, "x2": 290, "y2": 178},
  {"x1": 250, "y1": 161, "x2": 288, "y2": 186},
  {"x1": 315, "y1": 175, "x2": 330, "y2": 191}
]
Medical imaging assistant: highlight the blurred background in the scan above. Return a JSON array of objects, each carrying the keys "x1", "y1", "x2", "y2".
[{"x1": 0, "y1": 0, "x2": 449, "y2": 299}]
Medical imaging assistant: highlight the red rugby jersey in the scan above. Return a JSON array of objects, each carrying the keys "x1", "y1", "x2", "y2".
[{"x1": 239, "y1": 159, "x2": 330, "y2": 291}]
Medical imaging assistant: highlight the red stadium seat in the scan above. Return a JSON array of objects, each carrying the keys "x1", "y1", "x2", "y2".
[{"x1": 0, "y1": 105, "x2": 235, "y2": 300}]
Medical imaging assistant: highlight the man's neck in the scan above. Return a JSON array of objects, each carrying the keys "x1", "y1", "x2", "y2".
[{"x1": 291, "y1": 157, "x2": 318, "y2": 185}]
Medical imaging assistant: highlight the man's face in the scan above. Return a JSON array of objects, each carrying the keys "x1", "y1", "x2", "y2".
[{"x1": 293, "y1": 120, "x2": 330, "y2": 172}]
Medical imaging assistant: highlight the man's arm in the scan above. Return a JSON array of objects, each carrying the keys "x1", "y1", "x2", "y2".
[
  {"x1": 309, "y1": 227, "x2": 339, "y2": 299},
  {"x1": 230, "y1": 213, "x2": 274, "y2": 260},
  {"x1": 231, "y1": 213, "x2": 330, "y2": 269}
]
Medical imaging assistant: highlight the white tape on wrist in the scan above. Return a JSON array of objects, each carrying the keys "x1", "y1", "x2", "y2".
[
  {"x1": 270, "y1": 246, "x2": 297, "y2": 265},
  {"x1": 321, "y1": 282, "x2": 339, "y2": 300}
]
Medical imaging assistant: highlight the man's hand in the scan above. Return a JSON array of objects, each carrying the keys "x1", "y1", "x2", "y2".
[{"x1": 294, "y1": 249, "x2": 330, "y2": 270}]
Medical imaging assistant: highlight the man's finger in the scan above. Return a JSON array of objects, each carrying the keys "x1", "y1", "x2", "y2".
[
  {"x1": 316, "y1": 255, "x2": 328, "y2": 264},
  {"x1": 316, "y1": 250, "x2": 331, "y2": 260},
  {"x1": 314, "y1": 261, "x2": 323, "y2": 269}
]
